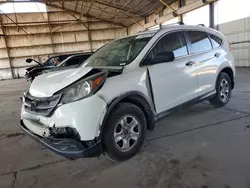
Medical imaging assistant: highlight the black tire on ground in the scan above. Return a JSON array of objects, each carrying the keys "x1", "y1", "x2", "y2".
[
  {"x1": 209, "y1": 72, "x2": 232, "y2": 108},
  {"x1": 102, "y1": 102, "x2": 146, "y2": 162}
]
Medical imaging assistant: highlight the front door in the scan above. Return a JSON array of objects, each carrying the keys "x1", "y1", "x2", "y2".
[{"x1": 147, "y1": 31, "x2": 198, "y2": 114}]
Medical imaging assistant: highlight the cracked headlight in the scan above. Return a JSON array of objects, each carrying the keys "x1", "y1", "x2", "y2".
[{"x1": 60, "y1": 72, "x2": 107, "y2": 104}]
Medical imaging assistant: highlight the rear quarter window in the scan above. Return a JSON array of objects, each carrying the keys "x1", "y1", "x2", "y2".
[{"x1": 209, "y1": 34, "x2": 223, "y2": 48}]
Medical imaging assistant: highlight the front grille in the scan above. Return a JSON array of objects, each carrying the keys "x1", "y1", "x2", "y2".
[{"x1": 24, "y1": 93, "x2": 62, "y2": 116}]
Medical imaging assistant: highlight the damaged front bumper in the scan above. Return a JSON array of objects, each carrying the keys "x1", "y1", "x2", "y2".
[
  {"x1": 20, "y1": 120, "x2": 102, "y2": 159},
  {"x1": 20, "y1": 92, "x2": 107, "y2": 159}
]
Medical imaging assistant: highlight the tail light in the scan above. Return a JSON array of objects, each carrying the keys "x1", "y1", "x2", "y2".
[
  {"x1": 229, "y1": 43, "x2": 232, "y2": 51},
  {"x1": 228, "y1": 39, "x2": 232, "y2": 51}
]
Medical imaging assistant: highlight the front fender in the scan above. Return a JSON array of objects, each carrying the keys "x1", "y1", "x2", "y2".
[{"x1": 99, "y1": 91, "x2": 156, "y2": 141}]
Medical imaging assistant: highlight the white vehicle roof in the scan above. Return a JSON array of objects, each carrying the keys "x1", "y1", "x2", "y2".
[{"x1": 137, "y1": 24, "x2": 224, "y2": 39}]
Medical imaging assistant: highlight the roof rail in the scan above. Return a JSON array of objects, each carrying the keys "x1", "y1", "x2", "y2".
[
  {"x1": 159, "y1": 21, "x2": 185, "y2": 30},
  {"x1": 162, "y1": 21, "x2": 185, "y2": 27},
  {"x1": 137, "y1": 21, "x2": 185, "y2": 34}
]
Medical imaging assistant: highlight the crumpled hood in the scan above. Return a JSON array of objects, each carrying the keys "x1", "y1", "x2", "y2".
[{"x1": 29, "y1": 67, "x2": 92, "y2": 97}]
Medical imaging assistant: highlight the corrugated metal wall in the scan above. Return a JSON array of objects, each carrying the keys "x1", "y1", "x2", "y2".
[
  {"x1": 0, "y1": 5, "x2": 127, "y2": 80},
  {"x1": 215, "y1": 0, "x2": 250, "y2": 67},
  {"x1": 128, "y1": 1, "x2": 179, "y2": 35},
  {"x1": 218, "y1": 18, "x2": 250, "y2": 67}
]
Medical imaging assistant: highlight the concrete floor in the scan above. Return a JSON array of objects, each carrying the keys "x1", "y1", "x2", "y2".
[{"x1": 0, "y1": 68, "x2": 250, "y2": 188}]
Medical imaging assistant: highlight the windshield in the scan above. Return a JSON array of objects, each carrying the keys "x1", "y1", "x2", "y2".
[{"x1": 83, "y1": 34, "x2": 154, "y2": 67}]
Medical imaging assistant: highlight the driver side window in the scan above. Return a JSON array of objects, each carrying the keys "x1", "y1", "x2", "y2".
[{"x1": 149, "y1": 32, "x2": 188, "y2": 60}]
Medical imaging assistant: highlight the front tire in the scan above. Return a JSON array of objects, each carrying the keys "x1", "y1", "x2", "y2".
[
  {"x1": 103, "y1": 102, "x2": 146, "y2": 162},
  {"x1": 209, "y1": 72, "x2": 232, "y2": 107}
]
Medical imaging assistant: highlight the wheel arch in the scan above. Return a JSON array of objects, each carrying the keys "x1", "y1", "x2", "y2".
[
  {"x1": 217, "y1": 67, "x2": 235, "y2": 89},
  {"x1": 99, "y1": 91, "x2": 156, "y2": 140}
]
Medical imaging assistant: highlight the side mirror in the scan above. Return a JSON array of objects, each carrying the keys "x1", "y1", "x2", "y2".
[
  {"x1": 26, "y1": 58, "x2": 33, "y2": 63},
  {"x1": 149, "y1": 52, "x2": 175, "y2": 65}
]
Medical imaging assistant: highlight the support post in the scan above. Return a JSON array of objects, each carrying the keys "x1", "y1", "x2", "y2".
[
  {"x1": 47, "y1": 12, "x2": 55, "y2": 54},
  {"x1": 209, "y1": 2, "x2": 215, "y2": 29},
  {"x1": 178, "y1": 0, "x2": 185, "y2": 22},
  {"x1": 87, "y1": 17, "x2": 93, "y2": 52},
  {"x1": 126, "y1": 27, "x2": 129, "y2": 35}
]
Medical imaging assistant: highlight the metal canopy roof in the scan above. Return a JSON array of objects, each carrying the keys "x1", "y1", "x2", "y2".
[
  {"x1": 1, "y1": 0, "x2": 175, "y2": 26},
  {"x1": 47, "y1": 0, "x2": 167, "y2": 26}
]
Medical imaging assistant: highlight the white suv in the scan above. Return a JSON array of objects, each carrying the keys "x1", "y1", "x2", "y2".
[{"x1": 20, "y1": 24, "x2": 235, "y2": 161}]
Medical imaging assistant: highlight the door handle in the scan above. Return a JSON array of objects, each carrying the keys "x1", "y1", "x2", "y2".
[
  {"x1": 186, "y1": 61, "x2": 196, "y2": 66},
  {"x1": 214, "y1": 52, "x2": 221, "y2": 58}
]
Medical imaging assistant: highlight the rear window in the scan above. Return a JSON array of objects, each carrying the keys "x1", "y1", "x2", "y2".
[
  {"x1": 209, "y1": 34, "x2": 223, "y2": 48},
  {"x1": 187, "y1": 31, "x2": 213, "y2": 54}
]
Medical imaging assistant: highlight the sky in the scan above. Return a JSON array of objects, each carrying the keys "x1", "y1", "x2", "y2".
[{"x1": 0, "y1": 2, "x2": 46, "y2": 14}]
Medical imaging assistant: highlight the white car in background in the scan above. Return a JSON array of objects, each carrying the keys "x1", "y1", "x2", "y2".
[{"x1": 20, "y1": 23, "x2": 235, "y2": 162}]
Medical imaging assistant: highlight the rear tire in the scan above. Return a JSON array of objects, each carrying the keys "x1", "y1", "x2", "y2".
[
  {"x1": 209, "y1": 72, "x2": 232, "y2": 108},
  {"x1": 103, "y1": 102, "x2": 146, "y2": 162}
]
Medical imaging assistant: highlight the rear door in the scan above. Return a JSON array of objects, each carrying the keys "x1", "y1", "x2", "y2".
[
  {"x1": 186, "y1": 30, "x2": 220, "y2": 97},
  {"x1": 147, "y1": 31, "x2": 198, "y2": 114}
]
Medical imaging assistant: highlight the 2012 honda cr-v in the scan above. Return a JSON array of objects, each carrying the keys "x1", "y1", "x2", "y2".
[{"x1": 20, "y1": 24, "x2": 235, "y2": 162}]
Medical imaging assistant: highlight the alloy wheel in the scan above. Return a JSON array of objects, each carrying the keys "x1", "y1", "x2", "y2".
[
  {"x1": 113, "y1": 115, "x2": 141, "y2": 152},
  {"x1": 220, "y1": 78, "x2": 230, "y2": 102}
]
